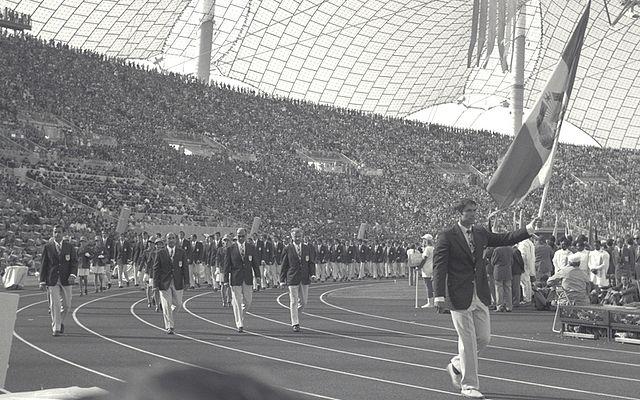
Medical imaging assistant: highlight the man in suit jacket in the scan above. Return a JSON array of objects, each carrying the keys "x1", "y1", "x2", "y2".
[
  {"x1": 373, "y1": 240, "x2": 385, "y2": 279},
  {"x1": 217, "y1": 235, "x2": 232, "y2": 306},
  {"x1": 534, "y1": 236, "x2": 554, "y2": 280},
  {"x1": 153, "y1": 232, "x2": 189, "y2": 334},
  {"x1": 274, "y1": 237, "x2": 285, "y2": 287},
  {"x1": 39, "y1": 225, "x2": 78, "y2": 336},
  {"x1": 261, "y1": 235, "x2": 275, "y2": 287},
  {"x1": 223, "y1": 228, "x2": 260, "y2": 332},
  {"x1": 132, "y1": 232, "x2": 149, "y2": 287},
  {"x1": 613, "y1": 237, "x2": 634, "y2": 285},
  {"x1": 100, "y1": 229, "x2": 114, "y2": 289},
  {"x1": 188, "y1": 234, "x2": 204, "y2": 289},
  {"x1": 433, "y1": 198, "x2": 537, "y2": 399},
  {"x1": 491, "y1": 246, "x2": 514, "y2": 312},
  {"x1": 317, "y1": 239, "x2": 329, "y2": 282},
  {"x1": 114, "y1": 232, "x2": 132, "y2": 288},
  {"x1": 280, "y1": 228, "x2": 316, "y2": 332}
]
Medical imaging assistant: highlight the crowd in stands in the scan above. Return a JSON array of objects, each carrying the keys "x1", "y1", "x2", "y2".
[{"x1": 1, "y1": 30, "x2": 639, "y2": 277}]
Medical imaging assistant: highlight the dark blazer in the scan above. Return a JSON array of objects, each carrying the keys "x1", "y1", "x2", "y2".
[
  {"x1": 535, "y1": 244, "x2": 554, "y2": 277},
  {"x1": 132, "y1": 240, "x2": 145, "y2": 265},
  {"x1": 78, "y1": 244, "x2": 92, "y2": 269},
  {"x1": 114, "y1": 239, "x2": 132, "y2": 264},
  {"x1": 101, "y1": 236, "x2": 114, "y2": 260},
  {"x1": 386, "y1": 246, "x2": 396, "y2": 263},
  {"x1": 511, "y1": 248, "x2": 525, "y2": 275},
  {"x1": 93, "y1": 240, "x2": 108, "y2": 266},
  {"x1": 433, "y1": 224, "x2": 530, "y2": 310},
  {"x1": 40, "y1": 240, "x2": 78, "y2": 286},
  {"x1": 153, "y1": 247, "x2": 189, "y2": 290},
  {"x1": 336, "y1": 244, "x2": 345, "y2": 263},
  {"x1": 256, "y1": 239, "x2": 265, "y2": 264},
  {"x1": 203, "y1": 242, "x2": 211, "y2": 266},
  {"x1": 181, "y1": 238, "x2": 192, "y2": 262},
  {"x1": 223, "y1": 242, "x2": 260, "y2": 286},
  {"x1": 262, "y1": 240, "x2": 275, "y2": 264},
  {"x1": 374, "y1": 245, "x2": 384, "y2": 263},
  {"x1": 347, "y1": 245, "x2": 356, "y2": 263},
  {"x1": 189, "y1": 241, "x2": 204, "y2": 263},
  {"x1": 274, "y1": 241, "x2": 285, "y2": 265},
  {"x1": 216, "y1": 246, "x2": 226, "y2": 269},
  {"x1": 318, "y1": 244, "x2": 328, "y2": 263},
  {"x1": 280, "y1": 243, "x2": 316, "y2": 286}
]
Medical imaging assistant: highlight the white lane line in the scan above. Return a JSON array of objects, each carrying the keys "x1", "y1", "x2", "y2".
[
  {"x1": 262, "y1": 292, "x2": 640, "y2": 384},
  {"x1": 185, "y1": 292, "x2": 640, "y2": 400},
  {"x1": 328, "y1": 283, "x2": 640, "y2": 355},
  {"x1": 320, "y1": 285, "x2": 640, "y2": 365},
  {"x1": 13, "y1": 299, "x2": 125, "y2": 383},
  {"x1": 138, "y1": 295, "x2": 463, "y2": 399},
  {"x1": 71, "y1": 291, "x2": 344, "y2": 400},
  {"x1": 0, "y1": 387, "x2": 12, "y2": 394}
]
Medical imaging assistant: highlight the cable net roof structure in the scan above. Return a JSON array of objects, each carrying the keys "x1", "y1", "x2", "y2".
[
  {"x1": 2, "y1": 0, "x2": 192, "y2": 58},
  {"x1": 3, "y1": 0, "x2": 640, "y2": 149}
]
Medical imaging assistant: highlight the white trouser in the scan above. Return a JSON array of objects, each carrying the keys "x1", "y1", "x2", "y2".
[
  {"x1": 449, "y1": 287, "x2": 491, "y2": 391},
  {"x1": 358, "y1": 262, "x2": 366, "y2": 279},
  {"x1": 159, "y1": 281, "x2": 183, "y2": 329},
  {"x1": 373, "y1": 262, "x2": 384, "y2": 278},
  {"x1": 288, "y1": 284, "x2": 309, "y2": 326},
  {"x1": 521, "y1": 274, "x2": 533, "y2": 302},
  {"x1": 48, "y1": 281, "x2": 72, "y2": 333},
  {"x1": 231, "y1": 283, "x2": 253, "y2": 328}
]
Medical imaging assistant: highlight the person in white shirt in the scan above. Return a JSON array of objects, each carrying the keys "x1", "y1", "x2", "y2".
[
  {"x1": 588, "y1": 241, "x2": 610, "y2": 288},
  {"x1": 575, "y1": 241, "x2": 590, "y2": 276},
  {"x1": 420, "y1": 234, "x2": 435, "y2": 308},
  {"x1": 553, "y1": 239, "x2": 572, "y2": 273},
  {"x1": 517, "y1": 238, "x2": 536, "y2": 304}
]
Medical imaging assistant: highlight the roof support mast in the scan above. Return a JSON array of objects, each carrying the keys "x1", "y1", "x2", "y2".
[{"x1": 512, "y1": 1, "x2": 526, "y2": 134}]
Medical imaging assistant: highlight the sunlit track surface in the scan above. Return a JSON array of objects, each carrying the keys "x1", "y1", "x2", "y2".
[{"x1": 8, "y1": 280, "x2": 640, "y2": 400}]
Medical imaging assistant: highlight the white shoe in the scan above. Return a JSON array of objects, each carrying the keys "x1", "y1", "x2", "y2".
[
  {"x1": 421, "y1": 303, "x2": 433, "y2": 308},
  {"x1": 446, "y1": 363, "x2": 462, "y2": 390},
  {"x1": 461, "y1": 388, "x2": 484, "y2": 398}
]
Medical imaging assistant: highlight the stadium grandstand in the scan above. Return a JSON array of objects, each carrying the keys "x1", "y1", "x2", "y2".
[{"x1": 2, "y1": 1, "x2": 640, "y2": 400}]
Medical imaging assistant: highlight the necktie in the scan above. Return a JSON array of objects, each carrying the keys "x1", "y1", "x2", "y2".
[
  {"x1": 296, "y1": 245, "x2": 301, "y2": 257},
  {"x1": 240, "y1": 245, "x2": 245, "y2": 259},
  {"x1": 466, "y1": 229, "x2": 475, "y2": 254},
  {"x1": 56, "y1": 242, "x2": 61, "y2": 254},
  {"x1": 170, "y1": 248, "x2": 174, "y2": 260}
]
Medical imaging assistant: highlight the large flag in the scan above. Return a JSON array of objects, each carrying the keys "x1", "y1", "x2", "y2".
[{"x1": 486, "y1": 1, "x2": 590, "y2": 209}]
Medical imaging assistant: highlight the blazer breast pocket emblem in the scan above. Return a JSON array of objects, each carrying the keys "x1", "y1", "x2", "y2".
[
  {"x1": 179, "y1": 261, "x2": 183, "y2": 267},
  {"x1": 65, "y1": 254, "x2": 70, "y2": 261},
  {"x1": 248, "y1": 255, "x2": 253, "y2": 261},
  {"x1": 305, "y1": 255, "x2": 309, "y2": 262}
]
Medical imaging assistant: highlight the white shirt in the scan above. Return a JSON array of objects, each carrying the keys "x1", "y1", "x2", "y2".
[
  {"x1": 517, "y1": 239, "x2": 536, "y2": 277},
  {"x1": 588, "y1": 250, "x2": 609, "y2": 287},
  {"x1": 577, "y1": 249, "x2": 590, "y2": 275},
  {"x1": 457, "y1": 221, "x2": 474, "y2": 252},
  {"x1": 421, "y1": 246, "x2": 434, "y2": 278},
  {"x1": 167, "y1": 246, "x2": 175, "y2": 259},
  {"x1": 553, "y1": 249, "x2": 572, "y2": 272}
]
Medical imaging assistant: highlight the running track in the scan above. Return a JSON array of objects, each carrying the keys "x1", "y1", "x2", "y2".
[{"x1": 6, "y1": 280, "x2": 640, "y2": 400}]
